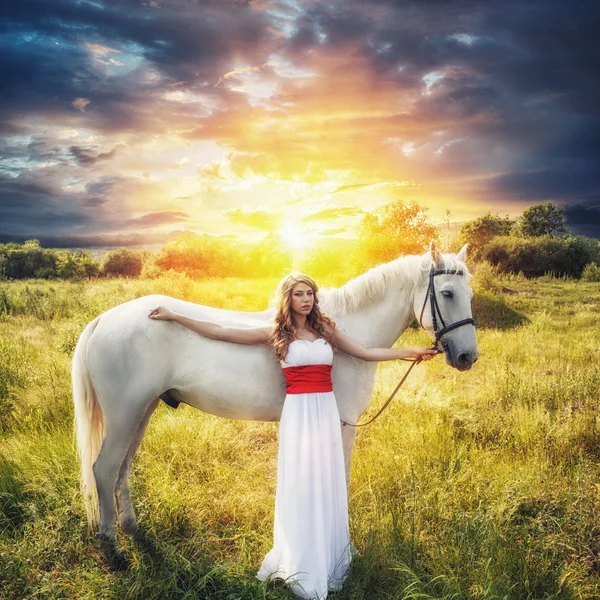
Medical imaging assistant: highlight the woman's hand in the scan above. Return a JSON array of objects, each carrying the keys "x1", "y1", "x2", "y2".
[
  {"x1": 147, "y1": 305, "x2": 177, "y2": 321},
  {"x1": 411, "y1": 347, "x2": 439, "y2": 361}
]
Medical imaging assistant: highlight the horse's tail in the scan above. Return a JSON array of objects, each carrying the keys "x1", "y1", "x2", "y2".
[{"x1": 72, "y1": 314, "x2": 104, "y2": 529}]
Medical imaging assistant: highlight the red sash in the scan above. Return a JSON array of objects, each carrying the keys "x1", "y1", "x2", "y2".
[{"x1": 282, "y1": 364, "x2": 333, "y2": 394}]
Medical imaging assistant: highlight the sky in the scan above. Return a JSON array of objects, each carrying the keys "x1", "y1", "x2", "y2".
[{"x1": 1, "y1": 0, "x2": 599, "y2": 248}]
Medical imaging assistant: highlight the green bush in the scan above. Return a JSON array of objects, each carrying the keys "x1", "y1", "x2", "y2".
[
  {"x1": 101, "y1": 248, "x2": 144, "y2": 278},
  {"x1": 155, "y1": 234, "x2": 248, "y2": 278},
  {"x1": 458, "y1": 212, "x2": 515, "y2": 262},
  {"x1": 32, "y1": 266, "x2": 56, "y2": 279},
  {"x1": 482, "y1": 235, "x2": 599, "y2": 278},
  {"x1": 472, "y1": 261, "x2": 501, "y2": 294},
  {"x1": 140, "y1": 257, "x2": 163, "y2": 280},
  {"x1": 55, "y1": 250, "x2": 99, "y2": 279},
  {"x1": 0, "y1": 240, "x2": 57, "y2": 279},
  {"x1": 581, "y1": 262, "x2": 600, "y2": 282}
]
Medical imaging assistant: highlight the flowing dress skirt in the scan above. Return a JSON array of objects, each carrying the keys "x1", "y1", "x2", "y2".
[{"x1": 257, "y1": 389, "x2": 352, "y2": 599}]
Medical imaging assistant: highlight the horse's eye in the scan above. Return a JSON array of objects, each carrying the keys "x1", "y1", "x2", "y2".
[{"x1": 441, "y1": 290, "x2": 453, "y2": 298}]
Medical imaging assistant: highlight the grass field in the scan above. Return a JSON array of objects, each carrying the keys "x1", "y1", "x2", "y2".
[{"x1": 1, "y1": 272, "x2": 600, "y2": 599}]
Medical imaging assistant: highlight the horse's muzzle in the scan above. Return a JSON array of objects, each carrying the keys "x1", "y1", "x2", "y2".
[{"x1": 445, "y1": 348, "x2": 478, "y2": 371}]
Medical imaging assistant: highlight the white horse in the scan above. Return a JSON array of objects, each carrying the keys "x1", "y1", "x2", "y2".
[{"x1": 72, "y1": 242, "x2": 478, "y2": 545}]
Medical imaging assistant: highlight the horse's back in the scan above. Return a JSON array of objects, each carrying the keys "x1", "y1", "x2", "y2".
[{"x1": 126, "y1": 294, "x2": 274, "y2": 327}]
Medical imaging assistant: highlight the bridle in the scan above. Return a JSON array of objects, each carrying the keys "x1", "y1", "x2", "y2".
[
  {"x1": 418, "y1": 265, "x2": 476, "y2": 352},
  {"x1": 341, "y1": 264, "x2": 475, "y2": 428}
]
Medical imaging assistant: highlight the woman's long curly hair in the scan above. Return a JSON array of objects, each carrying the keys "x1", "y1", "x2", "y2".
[{"x1": 269, "y1": 272, "x2": 337, "y2": 362}]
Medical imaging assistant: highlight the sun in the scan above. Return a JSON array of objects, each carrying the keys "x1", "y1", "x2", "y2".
[{"x1": 279, "y1": 221, "x2": 312, "y2": 250}]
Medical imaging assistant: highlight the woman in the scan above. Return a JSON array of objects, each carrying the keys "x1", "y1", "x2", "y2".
[{"x1": 147, "y1": 272, "x2": 438, "y2": 599}]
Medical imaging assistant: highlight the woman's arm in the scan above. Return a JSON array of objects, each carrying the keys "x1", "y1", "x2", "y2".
[
  {"x1": 147, "y1": 305, "x2": 271, "y2": 345},
  {"x1": 328, "y1": 325, "x2": 438, "y2": 361}
]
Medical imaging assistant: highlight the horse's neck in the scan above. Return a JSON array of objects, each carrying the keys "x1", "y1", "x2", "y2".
[{"x1": 338, "y1": 262, "x2": 422, "y2": 348}]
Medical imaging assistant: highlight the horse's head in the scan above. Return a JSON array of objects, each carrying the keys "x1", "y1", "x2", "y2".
[{"x1": 412, "y1": 241, "x2": 479, "y2": 371}]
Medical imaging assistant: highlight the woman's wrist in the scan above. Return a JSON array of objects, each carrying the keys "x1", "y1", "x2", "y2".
[{"x1": 403, "y1": 348, "x2": 424, "y2": 359}]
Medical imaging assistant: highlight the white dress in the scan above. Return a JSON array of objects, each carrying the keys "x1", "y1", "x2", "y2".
[{"x1": 257, "y1": 338, "x2": 352, "y2": 599}]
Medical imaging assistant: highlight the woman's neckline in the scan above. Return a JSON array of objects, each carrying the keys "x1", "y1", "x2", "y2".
[{"x1": 292, "y1": 337, "x2": 324, "y2": 344}]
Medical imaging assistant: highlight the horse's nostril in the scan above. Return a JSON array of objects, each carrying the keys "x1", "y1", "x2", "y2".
[{"x1": 457, "y1": 352, "x2": 470, "y2": 366}]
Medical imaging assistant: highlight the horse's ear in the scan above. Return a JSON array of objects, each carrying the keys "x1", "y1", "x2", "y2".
[
  {"x1": 430, "y1": 240, "x2": 443, "y2": 266},
  {"x1": 456, "y1": 243, "x2": 468, "y2": 263}
]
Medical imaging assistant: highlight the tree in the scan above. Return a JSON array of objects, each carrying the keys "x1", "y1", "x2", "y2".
[
  {"x1": 297, "y1": 245, "x2": 358, "y2": 284},
  {"x1": 101, "y1": 249, "x2": 144, "y2": 278},
  {"x1": 77, "y1": 251, "x2": 101, "y2": 279},
  {"x1": 0, "y1": 240, "x2": 57, "y2": 279},
  {"x1": 56, "y1": 250, "x2": 100, "y2": 279},
  {"x1": 458, "y1": 212, "x2": 514, "y2": 261},
  {"x1": 518, "y1": 202, "x2": 568, "y2": 238},
  {"x1": 154, "y1": 234, "x2": 245, "y2": 278},
  {"x1": 358, "y1": 200, "x2": 439, "y2": 266}
]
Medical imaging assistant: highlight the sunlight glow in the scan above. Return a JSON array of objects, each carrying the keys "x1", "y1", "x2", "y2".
[{"x1": 279, "y1": 221, "x2": 312, "y2": 249}]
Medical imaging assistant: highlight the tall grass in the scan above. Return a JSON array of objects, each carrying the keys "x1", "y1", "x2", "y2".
[{"x1": 1, "y1": 274, "x2": 600, "y2": 598}]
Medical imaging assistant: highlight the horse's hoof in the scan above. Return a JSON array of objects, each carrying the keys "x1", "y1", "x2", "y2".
[
  {"x1": 119, "y1": 517, "x2": 138, "y2": 536},
  {"x1": 107, "y1": 548, "x2": 130, "y2": 571},
  {"x1": 97, "y1": 531, "x2": 116, "y2": 547},
  {"x1": 98, "y1": 533, "x2": 130, "y2": 571}
]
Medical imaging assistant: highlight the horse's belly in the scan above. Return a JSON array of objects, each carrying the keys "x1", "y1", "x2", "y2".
[
  {"x1": 162, "y1": 332, "x2": 285, "y2": 421},
  {"x1": 178, "y1": 384, "x2": 285, "y2": 421},
  {"x1": 173, "y1": 347, "x2": 286, "y2": 421}
]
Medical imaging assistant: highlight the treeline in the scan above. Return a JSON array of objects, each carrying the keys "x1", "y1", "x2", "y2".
[
  {"x1": 1, "y1": 201, "x2": 599, "y2": 281},
  {"x1": 0, "y1": 240, "x2": 101, "y2": 280},
  {"x1": 0, "y1": 236, "x2": 295, "y2": 281},
  {"x1": 457, "y1": 202, "x2": 600, "y2": 279}
]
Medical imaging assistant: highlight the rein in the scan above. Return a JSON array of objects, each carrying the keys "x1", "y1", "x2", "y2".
[{"x1": 341, "y1": 266, "x2": 475, "y2": 428}]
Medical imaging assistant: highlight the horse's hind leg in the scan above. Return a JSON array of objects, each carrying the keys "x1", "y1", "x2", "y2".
[
  {"x1": 93, "y1": 401, "x2": 151, "y2": 541},
  {"x1": 115, "y1": 397, "x2": 160, "y2": 534}
]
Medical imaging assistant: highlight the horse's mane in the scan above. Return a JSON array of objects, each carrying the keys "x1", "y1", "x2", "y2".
[{"x1": 319, "y1": 252, "x2": 471, "y2": 316}]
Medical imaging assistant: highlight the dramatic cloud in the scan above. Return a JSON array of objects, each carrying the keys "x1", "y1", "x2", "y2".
[
  {"x1": 564, "y1": 201, "x2": 600, "y2": 237},
  {"x1": 69, "y1": 144, "x2": 124, "y2": 165},
  {"x1": 302, "y1": 206, "x2": 364, "y2": 222},
  {"x1": 318, "y1": 227, "x2": 347, "y2": 237},
  {"x1": 0, "y1": 230, "x2": 193, "y2": 248},
  {"x1": 225, "y1": 208, "x2": 280, "y2": 231},
  {"x1": 0, "y1": 0, "x2": 599, "y2": 244},
  {"x1": 72, "y1": 98, "x2": 91, "y2": 112},
  {"x1": 124, "y1": 211, "x2": 190, "y2": 228}
]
